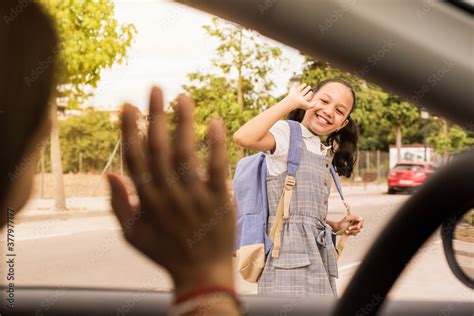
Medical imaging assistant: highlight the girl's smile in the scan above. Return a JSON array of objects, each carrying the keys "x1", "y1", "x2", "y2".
[{"x1": 315, "y1": 112, "x2": 333, "y2": 126}]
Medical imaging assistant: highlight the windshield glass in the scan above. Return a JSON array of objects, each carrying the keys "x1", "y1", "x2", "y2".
[
  {"x1": 2, "y1": 0, "x2": 472, "y2": 307},
  {"x1": 394, "y1": 165, "x2": 424, "y2": 171}
]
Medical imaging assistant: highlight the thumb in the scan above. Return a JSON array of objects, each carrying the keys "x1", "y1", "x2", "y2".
[
  {"x1": 308, "y1": 100, "x2": 317, "y2": 108},
  {"x1": 107, "y1": 173, "x2": 135, "y2": 229}
]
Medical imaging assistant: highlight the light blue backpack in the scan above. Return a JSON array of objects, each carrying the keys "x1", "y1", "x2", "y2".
[{"x1": 233, "y1": 120, "x2": 349, "y2": 283}]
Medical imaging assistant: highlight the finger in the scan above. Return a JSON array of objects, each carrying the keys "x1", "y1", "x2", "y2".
[
  {"x1": 345, "y1": 214, "x2": 360, "y2": 223},
  {"x1": 147, "y1": 87, "x2": 173, "y2": 187},
  {"x1": 304, "y1": 91, "x2": 313, "y2": 101},
  {"x1": 298, "y1": 83, "x2": 307, "y2": 93},
  {"x1": 107, "y1": 174, "x2": 141, "y2": 240},
  {"x1": 173, "y1": 94, "x2": 198, "y2": 185},
  {"x1": 346, "y1": 228, "x2": 360, "y2": 236},
  {"x1": 301, "y1": 85, "x2": 312, "y2": 96},
  {"x1": 348, "y1": 224, "x2": 360, "y2": 231},
  {"x1": 207, "y1": 118, "x2": 228, "y2": 194},
  {"x1": 121, "y1": 104, "x2": 154, "y2": 200}
]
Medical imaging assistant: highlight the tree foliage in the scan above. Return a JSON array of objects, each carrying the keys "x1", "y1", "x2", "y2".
[
  {"x1": 301, "y1": 57, "x2": 448, "y2": 152},
  {"x1": 181, "y1": 18, "x2": 285, "y2": 171},
  {"x1": 427, "y1": 121, "x2": 474, "y2": 156},
  {"x1": 39, "y1": 0, "x2": 136, "y2": 107},
  {"x1": 39, "y1": 111, "x2": 120, "y2": 173}
]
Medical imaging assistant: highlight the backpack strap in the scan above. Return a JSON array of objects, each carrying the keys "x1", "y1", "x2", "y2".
[
  {"x1": 329, "y1": 164, "x2": 351, "y2": 212},
  {"x1": 329, "y1": 164, "x2": 354, "y2": 260},
  {"x1": 287, "y1": 120, "x2": 302, "y2": 177},
  {"x1": 269, "y1": 120, "x2": 302, "y2": 257}
]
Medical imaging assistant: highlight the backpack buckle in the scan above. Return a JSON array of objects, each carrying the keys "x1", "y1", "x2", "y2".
[{"x1": 285, "y1": 175, "x2": 296, "y2": 188}]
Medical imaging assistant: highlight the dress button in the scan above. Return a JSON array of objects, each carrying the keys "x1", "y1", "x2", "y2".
[{"x1": 324, "y1": 201, "x2": 328, "y2": 205}]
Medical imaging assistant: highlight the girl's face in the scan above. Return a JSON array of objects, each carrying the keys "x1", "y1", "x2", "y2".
[{"x1": 301, "y1": 82, "x2": 354, "y2": 136}]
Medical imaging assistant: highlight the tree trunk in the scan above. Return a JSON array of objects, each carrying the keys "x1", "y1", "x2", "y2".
[
  {"x1": 442, "y1": 118, "x2": 449, "y2": 164},
  {"x1": 396, "y1": 125, "x2": 402, "y2": 162},
  {"x1": 236, "y1": 29, "x2": 244, "y2": 160},
  {"x1": 50, "y1": 101, "x2": 66, "y2": 210},
  {"x1": 376, "y1": 149, "x2": 381, "y2": 179},
  {"x1": 237, "y1": 29, "x2": 244, "y2": 112}
]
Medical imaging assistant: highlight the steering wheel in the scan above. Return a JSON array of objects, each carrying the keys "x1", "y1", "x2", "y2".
[{"x1": 333, "y1": 149, "x2": 474, "y2": 315}]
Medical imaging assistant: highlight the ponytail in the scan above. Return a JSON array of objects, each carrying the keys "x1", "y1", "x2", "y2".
[{"x1": 326, "y1": 116, "x2": 359, "y2": 178}]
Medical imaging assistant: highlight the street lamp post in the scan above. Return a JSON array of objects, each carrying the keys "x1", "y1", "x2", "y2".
[{"x1": 420, "y1": 108, "x2": 430, "y2": 162}]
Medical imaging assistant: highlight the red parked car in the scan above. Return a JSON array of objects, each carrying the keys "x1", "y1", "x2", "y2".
[{"x1": 388, "y1": 162, "x2": 438, "y2": 194}]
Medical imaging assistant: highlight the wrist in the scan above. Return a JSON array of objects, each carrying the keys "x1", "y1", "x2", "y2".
[
  {"x1": 281, "y1": 96, "x2": 300, "y2": 112},
  {"x1": 172, "y1": 257, "x2": 235, "y2": 298},
  {"x1": 327, "y1": 219, "x2": 340, "y2": 232}
]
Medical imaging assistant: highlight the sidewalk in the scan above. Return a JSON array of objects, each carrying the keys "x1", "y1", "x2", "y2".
[
  {"x1": 16, "y1": 197, "x2": 112, "y2": 223},
  {"x1": 17, "y1": 184, "x2": 389, "y2": 224}
]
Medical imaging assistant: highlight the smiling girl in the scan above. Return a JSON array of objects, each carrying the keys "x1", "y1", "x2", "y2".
[{"x1": 233, "y1": 79, "x2": 364, "y2": 296}]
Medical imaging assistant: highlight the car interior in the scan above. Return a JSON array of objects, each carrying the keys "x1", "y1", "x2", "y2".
[{"x1": 1, "y1": 0, "x2": 473, "y2": 315}]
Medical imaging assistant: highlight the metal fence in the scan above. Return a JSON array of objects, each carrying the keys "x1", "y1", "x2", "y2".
[{"x1": 352, "y1": 150, "x2": 390, "y2": 182}]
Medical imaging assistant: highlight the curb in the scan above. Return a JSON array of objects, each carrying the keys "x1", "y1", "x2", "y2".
[{"x1": 16, "y1": 209, "x2": 113, "y2": 224}]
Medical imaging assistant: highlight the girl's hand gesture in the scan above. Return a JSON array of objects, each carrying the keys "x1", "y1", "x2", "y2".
[{"x1": 285, "y1": 83, "x2": 318, "y2": 110}]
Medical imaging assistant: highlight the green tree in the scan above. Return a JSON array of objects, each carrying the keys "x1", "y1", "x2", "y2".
[
  {"x1": 427, "y1": 120, "x2": 474, "y2": 161},
  {"x1": 301, "y1": 57, "x2": 394, "y2": 150},
  {"x1": 60, "y1": 111, "x2": 120, "y2": 173},
  {"x1": 39, "y1": 0, "x2": 135, "y2": 210},
  {"x1": 382, "y1": 95, "x2": 420, "y2": 162},
  {"x1": 301, "y1": 57, "x2": 425, "y2": 154},
  {"x1": 300, "y1": 57, "x2": 364, "y2": 91},
  {"x1": 39, "y1": 111, "x2": 120, "y2": 174},
  {"x1": 181, "y1": 18, "x2": 285, "y2": 172}
]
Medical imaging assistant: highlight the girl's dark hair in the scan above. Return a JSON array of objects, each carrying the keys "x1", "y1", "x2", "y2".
[
  {"x1": 0, "y1": 1, "x2": 58, "y2": 209},
  {"x1": 287, "y1": 78, "x2": 359, "y2": 178}
]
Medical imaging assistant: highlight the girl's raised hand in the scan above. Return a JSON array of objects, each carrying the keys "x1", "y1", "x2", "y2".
[{"x1": 285, "y1": 83, "x2": 318, "y2": 110}]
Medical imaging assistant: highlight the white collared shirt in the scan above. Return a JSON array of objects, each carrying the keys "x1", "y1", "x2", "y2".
[{"x1": 265, "y1": 120, "x2": 331, "y2": 176}]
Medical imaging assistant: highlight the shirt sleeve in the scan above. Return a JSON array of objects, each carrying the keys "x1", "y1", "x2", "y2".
[{"x1": 265, "y1": 120, "x2": 290, "y2": 158}]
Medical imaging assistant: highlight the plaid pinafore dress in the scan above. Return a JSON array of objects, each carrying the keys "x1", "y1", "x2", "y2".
[{"x1": 257, "y1": 139, "x2": 338, "y2": 296}]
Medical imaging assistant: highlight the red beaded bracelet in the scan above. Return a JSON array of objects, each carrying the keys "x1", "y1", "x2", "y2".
[{"x1": 173, "y1": 285, "x2": 239, "y2": 306}]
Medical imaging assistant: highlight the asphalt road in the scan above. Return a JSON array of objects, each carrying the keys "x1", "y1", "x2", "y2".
[{"x1": 0, "y1": 186, "x2": 471, "y2": 302}]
